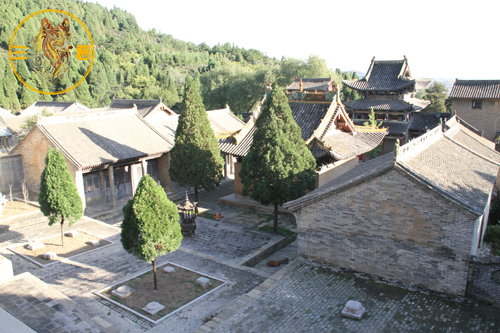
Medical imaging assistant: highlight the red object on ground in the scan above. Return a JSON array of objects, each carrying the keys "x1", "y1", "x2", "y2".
[{"x1": 267, "y1": 261, "x2": 280, "y2": 267}]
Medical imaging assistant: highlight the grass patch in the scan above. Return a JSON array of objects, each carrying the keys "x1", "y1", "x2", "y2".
[{"x1": 199, "y1": 212, "x2": 215, "y2": 220}]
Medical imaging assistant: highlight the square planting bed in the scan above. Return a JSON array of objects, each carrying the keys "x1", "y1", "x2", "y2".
[
  {"x1": 94, "y1": 262, "x2": 228, "y2": 324},
  {"x1": 8, "y1": 229, "x2": 113, "y2": 268}
]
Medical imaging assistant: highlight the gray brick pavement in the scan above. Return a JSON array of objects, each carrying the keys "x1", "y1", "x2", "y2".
[{"x1": 213, "y1": 262, "x2": 500, "y2": 333}]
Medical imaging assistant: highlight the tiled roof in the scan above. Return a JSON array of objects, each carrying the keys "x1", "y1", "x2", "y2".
[
  {"x1": 107, "y1": 98, "x2": 175, "y2": 118},
  {"x1": 405, "y1": 97, "x2": 430, "y2": 111},
  {"x1": 342, "y1": 59, "x2": 415, "y2": 92},
  {"x1": 286, "y1": 120, "x2": 499, "y2": 215},
  {"x1": 345, "y1": 99, "x2": 413, "y2": 111},
  {"x1": 20, "y1": 101, "x2": 89, "y2": 116},
  {"x1": 286, "y1": 78, "x2": 332, "y2": 92},
  {"x1": 284, "y1": 153, "x2": 394, "y2": 210},
  {"x1": 449, "y1": 80, "x2": 500, "y2": 99},
  {"x1": 22, "y1": 110, "x2": 174, "y2": 170},
  {"x1": 218, "y1": 126, "x2": 257, "y2": 156},
  {"x1": 401, "y1": 134, "x2": 498, "y2": 215},
  {"x1": 353, "y1": 120, "x2": 408, "y2": 137},
  {"x1": 148, "y1": 107, "x2": 245, "y2": 155},
  {"x1": 312, "y1": 130, "x2": 387, "y2": 160},
  {"x1": 0, "y1": 115, "x2": 30, "y2": 133},
  {"x1": 206, "y1": 107, "x2": 245, "y2": 137},
  {"x1": 409, "y1": 112, "x2": 451, "y2": 132},
  {"x1": 289, "y1": 102, "x2": 330, "y2": 141}
]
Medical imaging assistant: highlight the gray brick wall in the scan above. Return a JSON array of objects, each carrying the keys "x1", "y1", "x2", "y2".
[
  {"x1": 294, "y1": 169, "x2": 477, "y2": 296},
  {"x1": 0, "y1": 154, "x2": 24, "y2": 193},
  {"x1": 467, "y1": 255, "x2": 500, "y2": 304}
]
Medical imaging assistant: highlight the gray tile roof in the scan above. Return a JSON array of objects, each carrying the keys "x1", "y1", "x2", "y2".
[
  {"x1": 289, "y1": 102, "x2": 330, "y2": 141},
  {"x1": 20, "y1": 101, "x2": 89, "y2": 116},
  {"x1": 30, "y1": 110, "x2": 173, "y2": 170},
  {"x1": 345, "y1": 99, "x2": 413, "y2": 111},
  {"x1": 107, "y1": 98, "x2": 175, "y2": 118},
  {"x1": 286, "y1": 121, "x2": 499, "y2": 216},
  {"x1": 353, "y1": 120, "x2": 409, "y2": 137},
  {"x1": 286, "y1": 78, "x2": 332, "y2": 92},
  {"x1": 449, "y1": 80, "x2": 500, "y2": 99},
  {"x1": 312, "y1": 130, "x2": 387, "y2": 160},
  {"x1": 409, "y1": 112, "x2": 451, "y2": 132},
  {"x1": 148, "y1": 107, "x2": 245, "y2": 155},
  {"x1": 218, "y1": 126, "x2": 257, "y2": 156},
  {"x1": 401, "y1": 135, "x2": 498, "y2": 215},
  {"x1": 342, "y1": 59, "x2": 415, "y2": 92},
  {"x1": 206, "y1": 108, "x2": 245, "y2": 136},
  {"x1": 0, "y1": 115, "x2": 30, "y2": 133}
]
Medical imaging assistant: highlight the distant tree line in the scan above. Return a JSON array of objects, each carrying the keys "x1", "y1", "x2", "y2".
[{"x1": 0, "y1": 0, "x2": 358, "y2": 115}]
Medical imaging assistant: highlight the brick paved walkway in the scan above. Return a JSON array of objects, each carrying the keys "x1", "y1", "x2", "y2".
[{"x1": 212, "y1": 261, "x2": 500, "y2": 333}]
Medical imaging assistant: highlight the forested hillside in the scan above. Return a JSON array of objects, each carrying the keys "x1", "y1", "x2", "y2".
[{"x1": 0, "y1": 0, "x2": 354, "y2": 114}]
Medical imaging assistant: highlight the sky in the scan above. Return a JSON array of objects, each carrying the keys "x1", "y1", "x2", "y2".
[{"x1": 88, "y1": 0, "x2": 499, "y2": 80}]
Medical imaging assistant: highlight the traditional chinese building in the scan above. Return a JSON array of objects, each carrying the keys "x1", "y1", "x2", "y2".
[
  {"x1": 218, "y1": 83, "x2": 387, "y2": 192},
  {"x1": 343, "y1": 57, "x2": 430, "y2": 154},
  {"x1": 284, "y1": 115, "x2": 500, "y2": 296},
  {"x1": 20, "y1": 100, "x2": 90, "y2": 116},
  {"x1": 107, "y1": 97, "x2": 176, "y2": 122}
]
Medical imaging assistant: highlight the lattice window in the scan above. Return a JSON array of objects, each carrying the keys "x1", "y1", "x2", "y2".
[{"x1": 147, "y1": 159, "x2": 158, "y2": 180}]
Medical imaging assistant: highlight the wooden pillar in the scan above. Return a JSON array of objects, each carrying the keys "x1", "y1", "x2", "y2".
[
  {"x1": 141, "y1": 160, "x2": 147, "y2": 176},
  {"x1": 230, "y1": 155, "x2": 234, "y2": 174},
  {"x1": 223, "y1": 154, "x2": 227, "y2": 178},
  {"x1": 108, "y1": 165, "x2": 116, "y2": 209},
  {"x1": 99, "y1": 170, "x2": 106, "y2": 205}
]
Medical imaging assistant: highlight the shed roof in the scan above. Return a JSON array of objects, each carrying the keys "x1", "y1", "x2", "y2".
[
  {"x1": 0, "y1": 126, "x2": 13, "y2": 137},
  {"x1": 449, "y1": 80, "x2": 500, "y2": 99},
  {"x1": 12, "y1": 110, "x2": 174, "y2": 170},
  {"x1": 107, "y1": 98, "x2": 175, "y2": 118},
  {"x1": 285, "y1": 117, "x2": 499, "y2": 216},
  {"x1": 0, "y1": 115, "x2": 30, "y2": 133},
  {"x1": 342, "y1": 57, "x2": 415, "y2": 92}
]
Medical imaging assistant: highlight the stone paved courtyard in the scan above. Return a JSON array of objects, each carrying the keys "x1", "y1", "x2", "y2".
[
  {"x1": 1, "y1": 180, "x2": 500, "y2": 332},
  {"x1": 213, "y1": 261, "x2": 500, "y2": 333}
]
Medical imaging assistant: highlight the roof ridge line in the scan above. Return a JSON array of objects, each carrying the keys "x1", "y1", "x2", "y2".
[
  {"x1": 397, "y1": 125, "x2": 443, "y2": 161},
  {"x1": 134, "y1": 113, "x2": 175, "y2": 146},
  {"x1": 443, "y1": 134, "x2": 500, "y2": 166},
  {"x1": 284, "y1": 161, "x2": 395, "y2": 211},
  {"x1": 39, "y1": 109, "x2": 138, "y2": 124},
  {"x1": 395, "y1": 162, "x2": 482, "y2": 216},
  {"x1": 36, "y1": 124, "x2": 82, "y2": 168}
]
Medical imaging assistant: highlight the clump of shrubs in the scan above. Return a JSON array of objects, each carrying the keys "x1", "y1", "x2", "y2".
[{"x1": 485, "y1": 225, "x2": 500, "y2": 255}]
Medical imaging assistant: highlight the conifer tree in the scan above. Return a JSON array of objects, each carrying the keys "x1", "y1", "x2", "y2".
[
  {"x1": 364, "y1": 108, "x2": 383, "y2": 158},
  {"x1": 169, "y1": 76, "x2": 224, "y2": 202},
  {"x1": 39, "y1": 147, "x2": 83, "y2": 247},
  {"x1": 121, "y1": 174, "x2": 182, "y2": 291},
  {"x1": 239, "y1": 83, "x2": 316, "y2": 232}
]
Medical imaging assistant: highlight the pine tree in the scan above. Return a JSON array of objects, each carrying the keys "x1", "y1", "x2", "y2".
[
  {"x1": 169, "y1": 76, "x2": 224, "y2": 202},
  {"x1": 423, "y1": 82, "x2": 449, "y2": 113},
  {"x1": 3, "y1": 66, "x2": 21, "y2": 111},
  {"x1": 121, "y1": 174, "x2": 182, "y2": 291},
  {"x1": 239, "y1": 82, "x2": 316, "y2": 232},
  {"x1": 39, "y1": 147, "x2": 83, "y2": 247},
  {"x1": 364, "y1": 108, "x2": 383, "y2": 158}
]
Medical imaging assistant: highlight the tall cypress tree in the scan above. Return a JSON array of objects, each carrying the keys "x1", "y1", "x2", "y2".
[
  {"x1": 39, "y1": 147, "x2": 83, "y2": 247},
  {"x1": 169, "y1": 76, "x2": 224, "y2": 202},
  {"x1": 239, "y1": 82, "x2": 316, "y2": 232},
  {"x1": 121, "y1": 174, "x2": 182, "y2": 291}
]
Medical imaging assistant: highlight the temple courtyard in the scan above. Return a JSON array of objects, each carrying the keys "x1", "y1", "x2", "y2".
[{"x1": 0, "y1": 180, "x2": 499, "y2": 332}]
